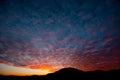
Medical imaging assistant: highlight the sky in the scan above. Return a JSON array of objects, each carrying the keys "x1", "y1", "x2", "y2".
[{"x1": 0, "y1": 0, "x2": 120, "y2": 76}]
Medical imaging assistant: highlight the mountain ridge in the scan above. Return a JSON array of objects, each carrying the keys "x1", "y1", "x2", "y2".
[{"x1": 0, "y1": 67, "x2": 120, "y2": 80}]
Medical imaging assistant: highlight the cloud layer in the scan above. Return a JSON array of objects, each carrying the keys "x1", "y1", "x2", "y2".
[{"x1": 0, "y1": 0, "x2": 120, "y2": 71}]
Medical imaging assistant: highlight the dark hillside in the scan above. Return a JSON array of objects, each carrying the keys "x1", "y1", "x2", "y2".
[{"x1": 0, "y1": 68, "x2": 120, "y2": 80}]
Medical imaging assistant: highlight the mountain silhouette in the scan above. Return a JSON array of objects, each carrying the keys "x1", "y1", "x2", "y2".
[
  {"x1": 45, "y1": 67, "x2": 85, "y2": 80},
  {"x1": 0, "y1": 68, "x2": 120, "y2": 80},
  {"x1": 45, "y1": 68, "x2": 120, "y2": 80}
]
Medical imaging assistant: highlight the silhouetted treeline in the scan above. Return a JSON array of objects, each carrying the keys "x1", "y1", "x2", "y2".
[{"x1": 0, "y1": 68, "x2": 120, "y2": 80}]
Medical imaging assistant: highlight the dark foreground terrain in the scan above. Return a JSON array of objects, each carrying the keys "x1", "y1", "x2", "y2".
[{"x1": 0, "y1": 68, "x2": 120, "y2": 80}]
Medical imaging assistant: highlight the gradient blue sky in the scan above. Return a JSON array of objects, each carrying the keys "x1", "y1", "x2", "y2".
[{"x1": 0, "y1": 0, "x2": 120, "y2": 75}]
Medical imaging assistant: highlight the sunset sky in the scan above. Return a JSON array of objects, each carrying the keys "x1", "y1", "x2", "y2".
[{"x1": 0, "y1": 0, "x2": 120, "y2": 76}]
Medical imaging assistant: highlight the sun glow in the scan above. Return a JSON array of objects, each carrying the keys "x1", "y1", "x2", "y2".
[{"x1": 0, "y1": 63, "x2": 53, "y2": 76}]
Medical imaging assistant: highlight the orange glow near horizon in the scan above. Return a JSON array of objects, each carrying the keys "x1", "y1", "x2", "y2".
[
  {"x1": 26, "y1": 63, "x2": 58, "y2": 72},
  {"x1": 0, "y1": 63, "x2": 55, "y2": 76}
]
